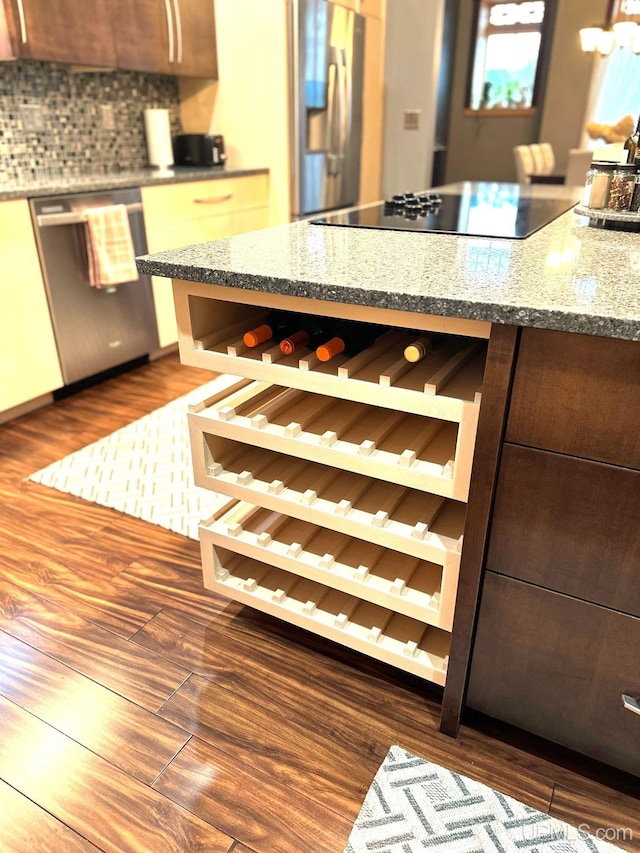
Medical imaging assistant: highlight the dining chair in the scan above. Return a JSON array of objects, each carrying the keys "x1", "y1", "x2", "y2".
[{"x1": 513, "y1": 145, "x2": 535, "y2": 183}]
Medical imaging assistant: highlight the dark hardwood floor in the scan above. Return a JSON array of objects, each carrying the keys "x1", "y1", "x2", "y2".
[{"x1": 0, "y1": 352, "x2": 638, "y2": 853}]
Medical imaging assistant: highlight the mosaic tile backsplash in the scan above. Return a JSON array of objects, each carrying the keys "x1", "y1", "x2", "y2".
[{"x1": 0, "y1": 60, "x2": 181, "y2": 184}]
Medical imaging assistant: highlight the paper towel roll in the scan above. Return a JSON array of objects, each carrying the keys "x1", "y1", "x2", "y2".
[{"x1": 144, "y1": 109, "x2": 173, "y2": 172}]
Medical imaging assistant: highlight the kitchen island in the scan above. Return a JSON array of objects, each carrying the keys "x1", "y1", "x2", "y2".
[{"x1": 137, "y1": 182, "x2": 640, "y2": 779}]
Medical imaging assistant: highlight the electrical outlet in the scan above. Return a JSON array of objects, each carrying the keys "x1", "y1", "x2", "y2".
[
  {"x1": 100, "y1": 104, "x2": 115, "y2": 131},
  {"x1": 20, "y1": 104, "x2": 45, "y2": 132},
  {"x1": 404, "y1": 109, "x2": 421, "y2": 131}
]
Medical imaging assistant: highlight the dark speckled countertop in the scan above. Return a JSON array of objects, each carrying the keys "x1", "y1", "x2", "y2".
[
  {"x1": 0, "y1": 166, "x2": 268, "y2": 200},
  {"x1": 136, "y1": 181, "x2": 640, "y2": 341}
]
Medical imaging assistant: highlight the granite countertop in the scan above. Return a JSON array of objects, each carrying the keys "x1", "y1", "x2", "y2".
[
  {"x1": 136, "y1": 181, "x2": 640, "y2": 341},
  {"x1": 0, "y1": 166, "x2": 268, "y2": 201}
]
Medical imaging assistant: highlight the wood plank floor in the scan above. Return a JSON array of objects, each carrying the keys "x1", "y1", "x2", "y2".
[{"x1": 1, "y1": 352, "x2": 638, "y2": 853}]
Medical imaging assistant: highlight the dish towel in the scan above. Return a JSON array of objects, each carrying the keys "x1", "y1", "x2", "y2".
[{"x1": 84, "y1": 205, "x2": 139, "y2": 288}]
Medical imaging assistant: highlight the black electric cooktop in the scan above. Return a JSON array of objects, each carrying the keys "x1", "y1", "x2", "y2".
[{"x1": 311, "y1": 184, "x2": 577, "y2": 240}]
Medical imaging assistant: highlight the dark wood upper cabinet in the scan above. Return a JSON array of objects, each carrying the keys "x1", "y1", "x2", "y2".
[
  {"x1": 112, "y1": 0, "x2": 217, "y2": 77},
  {"x1": 1, "y1": 0, "x2": 218, "y2": 77},
  {"x1": 1, "y1": 0, "x2": 116, "y2": 67},
  {"x1": 112, "y1": 0, "x2": 172, "y2": 75},
  {"x1": 170, "y1": 0, "x2": 218, "y2": 78}
]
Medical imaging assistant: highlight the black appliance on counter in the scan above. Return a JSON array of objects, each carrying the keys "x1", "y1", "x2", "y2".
[
  {"x1": 173, "y1": 133, "x2": 226, "y2": 168},
  {"x1": 311, "y1": 183, "x2": 577, "y2": 239}
]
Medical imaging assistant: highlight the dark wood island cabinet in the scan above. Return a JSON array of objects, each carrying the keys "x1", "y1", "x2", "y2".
[{"x1": 465, "y1": 328, "x2": 640, "y2": 777}]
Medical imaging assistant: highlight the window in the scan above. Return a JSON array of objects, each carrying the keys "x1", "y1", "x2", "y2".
[
  {"x1": 468, "y1": 0, "x2": 548, "y2": 111},
  {"x1": 589, "y1": 48, "x2": 640, "y2": 126}
]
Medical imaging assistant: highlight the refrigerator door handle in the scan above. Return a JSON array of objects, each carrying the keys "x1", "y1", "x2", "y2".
[
  {"x1": 337, "y1": 47, "x2": 350, "y2": 172},
  {"x1": 325, "y1": 54, "x2": 340, "y2": 175},
  {"x1": 326, "y1": 47, "x2": 348, "y2": 176}
]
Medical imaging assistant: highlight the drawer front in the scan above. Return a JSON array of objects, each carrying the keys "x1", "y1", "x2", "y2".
[
  {"x1": 487, "y1": 444, "x2": 640, "y2": 616},
  {"x1": 201, "y1": 499, "x2": 456, "y2": 629},
  {"x1": 189, "y1": 379, "x2": 468, "y2": 500},
  {"x1": 200, "y1": 541, "x2": 452, "y2": 686},
  {"x1": 147, "y1": 207, "x2": 270, "y2": 254},
  {"x1": 468, "y1": 573, "x2": 640, "y2": 778},
  {"x1": 506, "y1": 328, "x2": 640, "y2": 468},
  {"x1": 141, "y1": 174, "x2": 269, "y2": 230}
]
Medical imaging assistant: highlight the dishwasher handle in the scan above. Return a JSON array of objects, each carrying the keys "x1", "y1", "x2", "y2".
[{"x1": 36, "y1": 202, "x2": 143, "y2": 227}]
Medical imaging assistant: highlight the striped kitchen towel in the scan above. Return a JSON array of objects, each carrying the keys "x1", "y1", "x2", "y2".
[{"x1": 84, "y1": 204, "x2": 139, "y2": 288}]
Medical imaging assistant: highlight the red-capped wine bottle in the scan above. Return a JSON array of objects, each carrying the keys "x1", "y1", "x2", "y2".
[
  {"x1": 315, "y1": 320, "x2": 386, "y2": 362},
  {"x1": 243, "y1": 310, "x2": 299, "y2": 347},
  {"x1": 279, "y1": 317, "x2": 336, "y2": 355}
]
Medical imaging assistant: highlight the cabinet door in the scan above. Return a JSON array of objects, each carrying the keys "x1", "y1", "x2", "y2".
[
  {"x1": 487, "y1": 444, "x2": 640, "y2": 617},
  {"x1": 4, "y1": 0, "x2": 116, "y2": 67},
  {"x1": 171, "y1": 0, "x2": 218, "y2": 78},
  {"x1": 141, "y1": 176, "x2": 269, "y2": 347},
  {"x1": 112, "y1": 0, "x2": 172, "y2": 74},
  {"x1": 468, "y1": 572, "x2": 640, "y2": 778},
  {"x1": 506, "y1": 328, "x2": 640, "y2": 469},
  {"x1": 359, "y1": 0, "x2": 385, "y2": 18},
  {"x1": 0, "y1": 200, "x2": 63, "y2": 413}
]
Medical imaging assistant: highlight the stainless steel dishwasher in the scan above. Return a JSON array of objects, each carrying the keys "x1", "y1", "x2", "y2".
[{"x1": 30, "y1": 187, "x2": 159, "y2": 388}]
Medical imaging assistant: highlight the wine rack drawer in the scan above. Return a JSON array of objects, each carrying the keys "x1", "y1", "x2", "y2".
[
  {"x1": 201, "y1": 499, "x2": 460, "y2": 630},
  {"x1": 173, "y1": 284, "x2": 486, "y2": 425},
  {"x1": 200, "y1": 544, "x2": 451, "y2": 686},
  {"x1": 189, "y1": 430, "x2": 465, "y2": 567},
  {"x1": 188, "y1": 379, "x2": 473, "y2": 500}
]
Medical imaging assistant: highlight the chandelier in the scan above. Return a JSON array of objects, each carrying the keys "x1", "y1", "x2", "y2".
[
  {"x1": 579, "y1": 20, "x2": 640, "y2": 55},
  {"x1": 580, "y1": 0, "x2": 640, "y2": 56}
]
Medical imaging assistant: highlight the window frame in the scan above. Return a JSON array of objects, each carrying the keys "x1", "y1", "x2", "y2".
[{"x1": 464, "y1": 0, "x2": 556, "y2": 116}]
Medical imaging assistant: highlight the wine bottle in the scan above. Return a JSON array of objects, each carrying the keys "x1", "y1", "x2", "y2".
[
  {"x1": 315, "y1": 320, "x2": 386, "y2": 363},
  {"x1": 403, "y1": 332, "x2": 445, "y2": 363},
  {"x1": 624, "y1": 114, "x2": 640, "y2": 164},
  {"x1": 243, "y1": 310, "x2": 298, "y2": 347},
  {"x1": 279, "y1": 317, "x2": 336, "y2": 355}
]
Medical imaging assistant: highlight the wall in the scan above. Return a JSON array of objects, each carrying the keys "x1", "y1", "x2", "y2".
[
  {"x1": 444, "y1": 0, "x2": 609, "y2": 183},
  {"x1": 0, "y1": 61, "x2": 180, "y2": 184},
  {"x1": 180, "y1": 0, "x2": 290, "y2": 225},
  {"x1": 381, "y1": 0, "x2": 445, "y2": 197},
  {"x1": 538, "y1": 0, "x2": 607, "y2": 171}
]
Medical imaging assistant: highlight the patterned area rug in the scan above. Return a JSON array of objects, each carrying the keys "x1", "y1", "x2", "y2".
[
  {"x1": 345, "y1": 746, "x2": 623, "y2": 853},
  {"x1": 29, "y1": 374, "x2": 239, "y2": 539}
]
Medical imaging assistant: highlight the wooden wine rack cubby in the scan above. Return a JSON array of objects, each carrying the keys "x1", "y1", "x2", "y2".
[{"x1": 174, "y1": 280, "x2": 491, "y2": 687}]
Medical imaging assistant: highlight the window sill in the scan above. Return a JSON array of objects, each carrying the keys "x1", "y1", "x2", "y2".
[{"x1": 464, "y1": 108, "x2": 538, "y2": 118}]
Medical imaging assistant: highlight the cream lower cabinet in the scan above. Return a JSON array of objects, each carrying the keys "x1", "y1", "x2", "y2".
[
  {"x1": 141, "y1": 174, "x2": 269, "y2": 348},
  {"x1": 173, "y1": 280, "x2": 490, "y2": 687},
  {"x1": 0, "y1": 199, "x2": 63, "y2": 415}
]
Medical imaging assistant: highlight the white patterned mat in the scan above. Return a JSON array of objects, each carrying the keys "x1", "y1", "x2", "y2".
[
  {"x1": 29, "y1": 374, "x2": 241, "y2": 540},
  {"x1": 345, "y1": 746, "x2": 624, "y2": 853}
]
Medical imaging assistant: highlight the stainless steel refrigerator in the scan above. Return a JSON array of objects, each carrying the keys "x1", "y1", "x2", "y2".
[{"x1": 288, "y1": 0, "x2": 365, "y2": 219}]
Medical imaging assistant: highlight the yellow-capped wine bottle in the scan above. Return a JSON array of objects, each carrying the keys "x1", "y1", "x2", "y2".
[{"x1": 403, "y1": 333, "x2": 444, "y2": 363}]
